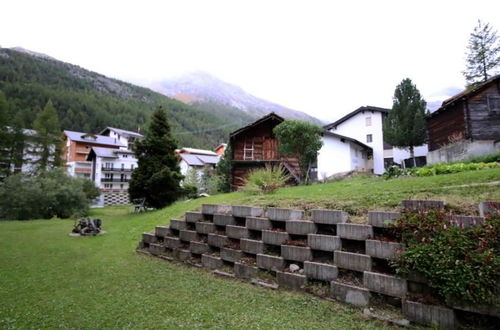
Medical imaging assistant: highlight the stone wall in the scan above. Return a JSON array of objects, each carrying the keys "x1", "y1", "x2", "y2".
[{"x1": 138, "y1": 200, "x2": 499, "y2": 329}]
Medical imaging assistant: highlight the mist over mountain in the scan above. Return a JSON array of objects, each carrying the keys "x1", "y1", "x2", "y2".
[{"x1": 148, "y1": 71, "x2": 323, "y2": 125}]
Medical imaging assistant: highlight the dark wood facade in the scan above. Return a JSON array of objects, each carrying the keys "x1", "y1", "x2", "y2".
[
  {"x1": 229, "y1": 113, "x2": 300, "y2": 190},
  {"x1": 427, "y1": 75, "x2": 500, "y2": 151}
]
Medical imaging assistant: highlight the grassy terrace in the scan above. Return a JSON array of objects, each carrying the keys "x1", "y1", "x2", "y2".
[{"x1": 1, "y1": 168, "x2": 499, "y2": 329}]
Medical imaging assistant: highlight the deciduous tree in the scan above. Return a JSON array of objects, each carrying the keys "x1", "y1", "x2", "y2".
[
  {"x1": 128, "y1": 106, "x2": 183, "y2": 208},
  {"x1": 383, "y1": 78, "x2": 427, "y2": 167}
]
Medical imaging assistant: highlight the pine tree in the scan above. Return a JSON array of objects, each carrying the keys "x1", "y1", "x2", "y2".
[
  {"x1": 0, "y1": 91, "x2": 11, "y2": 177},
  {"x1": 128, "y1": 106, "x2": 183, "y2": 208},
  {"x1": 8, "y1": 114, "x2": 26, "y2": 174},
  {"x1": 31, "y1": 99, "x2": 62, "y2": 173},
  {"x1": 215, "y1": 144, "x2": 232, "y2": 193},
  {"x1": 383, "y1": 78, "x2": 427, "y2": 167},
  {"x1": 463, "y1": 20, "x2": 500, "y2": 85}
]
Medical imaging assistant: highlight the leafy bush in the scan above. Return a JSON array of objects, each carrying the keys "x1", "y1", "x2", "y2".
[
  {"x1": 383, "y1": 161, "x2": 499, "y2": 179},
  {"x1": 243, "y1": 165, "x2": 290, "y2": 194},
  {"x1": 182, "y1": 184, "x2": 199, "y2": 199},
  {"x1": 461, "y1": 152, "x2": 500, "y2": 164},
  {"x1": 391, "y1": 210, "x2": 500, "y2": 304},
  {"x1": 0, "y1": 170, "x2": 95, "y2": 220}
]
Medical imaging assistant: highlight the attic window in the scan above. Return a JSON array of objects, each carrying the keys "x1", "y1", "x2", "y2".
[{"x1": 487, "y1": 94, "x2": 500, "y2": 113}]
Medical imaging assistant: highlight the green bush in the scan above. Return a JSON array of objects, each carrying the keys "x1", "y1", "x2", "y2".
[
  {"x1": 462, "y1": 152, "x2": 500, "y2": 164},
  {"x1": 243, "y1": 165, "x2": 290, "y2": 194},
  {"x1": 391, "y1": 210, "x2": 500, "y2": 304},
  {"x1": 0, "y1": 170, "x2": 95, "y2": 220},
  {"x1": 383, "y1": 161, "x2": 499, "y2": 179},
  {"x1": 181, "y1": 184, "x2": 199, "y2": 199}
]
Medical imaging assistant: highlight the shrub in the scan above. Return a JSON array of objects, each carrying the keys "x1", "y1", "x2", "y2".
[
  {"x1": 243, "y1": 164, "x2": 290, "y2": 194},
  {"x1": 182, "y1": 184, "x2": 199, "y2": 199},
  {"x1": 0, "y1": 170, "x2": 94, "y2": 220},
  {"x1": 383, "y1": 161, "x2": 499, "y2": 179},
  {"x1": 391, "y1": 210, "x2": 500, "y2": 304}
]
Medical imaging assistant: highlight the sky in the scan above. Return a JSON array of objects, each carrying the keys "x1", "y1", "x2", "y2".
[{"x1": 1, "y1": 0, "x2": 499, "y2": 122}]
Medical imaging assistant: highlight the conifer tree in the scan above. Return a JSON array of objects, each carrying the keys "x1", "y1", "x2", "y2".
[
  {"x1": 383, "y1": 78, "x2": 427, "y2": 167},
  {"x1": 0, "y1": 91, "x2": 11, "y2": 177},
  {"x1": 128, "y1": 106, "x2": 183, "y2": 208},
  {"x1": 32, "y1": 99, "x2": 62, "y2": 173},
  {"x1": 8, "y1": 114, "x2": 26, "y2": 174},
  {"x1": 215, "y1": 144, "x2": 232, "y2": 192},
  {"x1": 463, "y1": 20, "x2": 500, "y2": 85}
]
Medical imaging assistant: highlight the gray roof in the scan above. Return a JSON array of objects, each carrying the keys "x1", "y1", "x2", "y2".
[
  {"x1": 323, "y1": 106, "x2": 389, "y2": 131},
  {"x1": 322, "y1": 130, "x2": 372, "y2": 151},
  {"x1": 64, "y1": 130, "x2": 125, "y2": 147},
  {"x1": 180, "y1": 153, "x2": 220, "y2": 166},
  {"x1": 99, "y1": 127, "x2": 144, "y2": 138},
  {"x1": 89, "y1": 147, "x2": 119, "y2": 159}
]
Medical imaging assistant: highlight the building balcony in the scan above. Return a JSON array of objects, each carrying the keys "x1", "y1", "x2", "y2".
[
  {"x1": 101, "y1": 178, "x2": 130, "y2": 183},
  {"x1": 101, "y1": 167, "x2": 134, "y2": 172}
]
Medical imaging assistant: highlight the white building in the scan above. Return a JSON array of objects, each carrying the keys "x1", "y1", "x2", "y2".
[
  {"x1": 317, "y1": 131, "x2": 373, "y2": 181},
  {"x1": 87, "y1": 147, "x2": 137, "y2": 206},
  {"x1": 99, "y1": 127, "x2": 143, "y2": 151},
  {"x1": 176, "y1": 147, "x2": 221, "y2": 179},
  {"x1": 322, "y1": 106, "x2": 428, "y2": 175}
]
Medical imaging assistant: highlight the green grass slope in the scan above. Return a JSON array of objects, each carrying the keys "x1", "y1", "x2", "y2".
[
  {"x1": 0, "y1": 48, "x2": 254, "y2": 149},
  {"x1": 1, "y1": 170, "x2": 499, "y2": 328}
]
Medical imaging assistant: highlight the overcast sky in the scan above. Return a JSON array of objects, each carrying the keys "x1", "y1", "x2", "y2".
[{"x1": 2, "y1": 0, "x2": 499, "y2": 122}]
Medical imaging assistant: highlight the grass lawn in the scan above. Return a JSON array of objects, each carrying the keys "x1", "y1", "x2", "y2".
[{"x1": 1, "y1": 169, "x2": 499, "y2": 329}]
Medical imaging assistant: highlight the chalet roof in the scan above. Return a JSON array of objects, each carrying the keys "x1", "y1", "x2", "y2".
[
  {"x1": 323, "y1": 106, "x2": 389, "y2": 131},
  {"x1": 180, "y1": 153, "x2": 220, "y2": 166},
  {"x1": 429, "y1": 74, "x2": 500, "y2": 118},
  {"x1": 230, "y1": 112, "x2": 285, "y2": 139},
  {"x1": 64, "y1": 130, "x2": 125, "y2": 147},
  {"x1": 86, "y1": 147, "x2": 135, "y2": 161},
  {"x1": 177, "y1": 147, "x2": 218, "y2": 156},
  {"x1": 99, "y1": 127, "x2": 144, "y2": 138},
  {"x1": 322, "y1": 131, "x2": 372, "y2": 151}
]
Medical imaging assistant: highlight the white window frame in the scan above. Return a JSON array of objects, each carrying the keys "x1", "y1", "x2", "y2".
[
  {"x1": 243, "y1": 138, "x2": 254, "y2": 160},
  {"x1": 365, "y1": 116, "x2": 372, "y2": 126},
  {"x1": 366, "y1": 134, "x2": 373, "y2": 143}
]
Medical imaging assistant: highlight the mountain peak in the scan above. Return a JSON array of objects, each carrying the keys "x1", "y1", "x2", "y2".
[{"x1": 10, "y1": 47, "x2": 55, "y2": 60}]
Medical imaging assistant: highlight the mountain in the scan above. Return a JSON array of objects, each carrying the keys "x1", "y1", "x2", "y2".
[
  {"x1": 0, "y1": 48, "x2": 255, "y2": 149},
  {"x1": 149, "y1": 71, "x2": 322, "y2": 124}
]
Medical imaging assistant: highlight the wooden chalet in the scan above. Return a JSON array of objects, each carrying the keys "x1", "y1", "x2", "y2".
[
  {"x1": 229, "y1": 113, "x2": 300, "y2": 190},
  {"x1": 426, "y1": 74, "x2": 500, "y2": 163}
]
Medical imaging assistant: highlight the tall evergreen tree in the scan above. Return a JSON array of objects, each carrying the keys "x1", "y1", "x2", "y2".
[
  {"x1": 463, "y1": 20, "x2": 500, "y2": 85},
  {"x1": 0, "y1": 91, "x2": 11, "y2": 177},
  {"x1": 31, "y1": 99, "x2": 62, "y2": 173},
  {"x1": 128, "y1": 106, "x2": 183, "y2": 208},
  {"x1": 9, "y1": 114, "x2": 27, "y2": 174},
  {"x1": 215, "y1": 144, "x2": 232, "y2": 193},
  {"x1": 383, "y1": 78, "x2": 427, "y2": 167}
]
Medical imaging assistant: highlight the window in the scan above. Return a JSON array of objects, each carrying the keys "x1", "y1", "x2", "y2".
[
  {"x1": 120, "y1": 184, "x2": 124, "y2": 189},
  {"x1": 365, "y1": 116, "x2": 372, "y2": 126},
  {"x1": 121, "y1": 163, "x2": 125, "y2": 170},
  {"x1": 104, "y1": 184, "x2": 112, "y2": 189},
  {"x1": 105, "y1": 162, "x2": 113, "y2": 169},
  {"x1": 122, "y1": 154, "x2": 128, "y2": 158},
  {"x1": 366, "y1": 134, "x2": 373, "y2": 143},
  {"x1": 487, "y1": 94, "x2": 500, "y2": 113},
  {"x1": 243, "y1": 138, "x2": 254, "y2": 160}
]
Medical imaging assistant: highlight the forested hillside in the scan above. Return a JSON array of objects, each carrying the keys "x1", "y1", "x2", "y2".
[{"x1": 0, "y1": 48, "x2": 254, "y2": 149}]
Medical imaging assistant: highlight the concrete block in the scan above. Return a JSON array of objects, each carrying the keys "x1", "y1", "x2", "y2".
[
  {"x1": 337, "y1": 223, "x2": 373, "y2": 240},
  {"x1": 363, "y1": 271, "x2": 407, "y2": 298},
  {"x1": 304, "y1": 261, "x2": 338, "y2": 281},
  {"x1": 189, "y1": 241, "x2": 210, "y2": 255},
  {"x1": 365, "y1": 240, "x2": 404, "y2": 260},
  {"x1": 148, "y1": 243, "x2": 162, "y2": 255},
  {"x1": 232, "y1": 205, "x2": 264, "y2": 217},
  {"x1": 165, "y1": 236, "x2": 181, "y2": 249},
  {"x1": 201, "y1": 254, "x2": 223, "y2": 270},
  {"x1": 448, "y1": 215, "x2": 485, "y2": 228},
  {"x1": 281, "y1": 245, "x2": 312, "y2": 262},
  {"x1": 240, "y1": 239, "x2": 264, "y2": 254},
  {"x1": 202, "y1": 204, "x2": 231, "y2": 215},
  {"x1": 220, "y1": 248, "x2": 243, "y2": 263},
  {"x1": 267, "y1": 207, "x2": 303, "y2": 221},
  {"x1": 286, "y1": 220, "x2": 317, "y2": 235},
  {"x1": 334, "y1": 251, "x2": 372, "y2": 272},
  {"x1": 262, "y1": 230, "x2": 290, "y2": 245},
  {"x1": 402, "y1": 199, "x2": 444, "y2": 210},
  {"x1": 142, "y1": 233, "x2": 158, "y2": 244},
  {"x1": 213, "y1": 214, "x2": 236, "y2": 226},
  {"x1": 256, "y1": 254, "x2": 286, "y2": 271},
  {"x1": 331, "y1": 281, "x2": 370, "y2": 306},
  {"x1": 226, "y1": 225, "x2": 249, "y2": 239},
  {"x1": 479, "y1": 201, "x2": 500, "y2": 217},
  {"x1": 368, "y1": 211, "x2": 400, "y2": 228},
  {"x1": 402, "y1": 301, "x2": 455, "y2": 329},
  {"x1": 169, "y1": 219, "x2": 188, "y2": 231},
  {"x1": 185, "y1": 211, "x2": 203, "y2": 223},
  {"x1": 311, "y1": 209, "x2": 349, "y2": 224},
  {"x1": 155, "y1": 226, "x2": 171, "y2": 237},
  {"x1": 234, "y1": 262, "x2": 258, "y2": 279},
  {"x1": 276, "y1": 271, "x2": 306, "y2": 290},
  {"x1": 207, "y1": 233, "x2": 228, "y2": 248},
  {"x1": 195, "y1": 222, "x2": 216, "y2": 234},
  {"x1": 175, "y1": 249, "x2": 191, "y2": 261},
  {"x1": 246, "y1": 217, "x2": 272, "y2": 231},
  {"x1": 179, "y1": 230, "x2": 198, "y2": 242},
  {"x1": 308, "y1": 234, "x2": 341, "y2": 252}
]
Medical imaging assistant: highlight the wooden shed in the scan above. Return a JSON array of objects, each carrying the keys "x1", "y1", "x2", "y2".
[{"x1": 229, "y1": 113, "x2": 300, "y2": 190}]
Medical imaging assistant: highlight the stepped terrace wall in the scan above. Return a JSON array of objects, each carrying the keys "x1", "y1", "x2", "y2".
[{"x1": 137, "y1": 201, "x2": 500, "y2": 329}]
